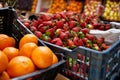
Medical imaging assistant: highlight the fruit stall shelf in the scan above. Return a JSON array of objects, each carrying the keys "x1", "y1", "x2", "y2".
[
  {"x1": 0, "y1": 7, "x2": 66, "y2": 80},
  {"x1": 101, "y1": 0, "x2": 120, "y2": 22}
]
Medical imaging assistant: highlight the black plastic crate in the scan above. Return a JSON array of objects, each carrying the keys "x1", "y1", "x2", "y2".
[{"x1": 0, "y1": 7, "x2": 66, "y2": 80}]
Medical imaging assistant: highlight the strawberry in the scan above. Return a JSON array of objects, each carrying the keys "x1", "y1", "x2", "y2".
[
  {"x1": 59, "y1": 12, "x2": 67, "y2": 20},
  {"x1": 105, "y1": 24, "x2": 111, "y2": 30},
  {"x1": 42, "y1": 21, "x2": 52, "y2": 26},
  {"x1": 55, "y1": 29, "x2": 64, "y2": 36},
  {"x1": 37, "y1": 18, "x2": 43, "y2": 24},
  {"x1": 99, "y1": 25, "x2": 105, "y2": 30},
  {"x1": 41, "y1": 34, "x2": 52, "y2": 42},
  {"x1": 68, "y1": 20, "x2": 76, "y2": 29},
  {"x1": 72, "y1": 64, "x2": 77, "y2": 72},
  {"x1": 92, "y1": 44, "x2": 101, "y2": 51},
  {"x1": 59, "y1": 32, "x2": 68, "y2": 40},
  {"x1": 78, "y1": 31, "x2": 85, "y2": 38},
  {"x1": 45, "y1": 28, "x2": 54, "y2": 37},
  {"x1": 31, "y1": 20, "x2": 39, "y2": 27},
  {"x1": 39, "y1": 14, "x2": 51, "y2": 21},
  {"x1": 78, "y1": 39, "x2": 84, "y2": 46},
  {"x1": 80, "y1": 22, "x2": 86, "y2": 28},
  {"x1": 38, "y1": 26, "x2": 49, "y2": 33},
  {"x1": 67, "y1": 39, "x2": 76, "y2": 49},
  {"x1": 30, "y1": 26, "x2": 37, "y2": 32},
  {"x1": 73, "y1": 37, "x2": 79, "y2": 46},
  {"x1": 23, "y1": 22, "x2": 30, "y2": 28},
  {"x1": 81, "y1": 64, "x2": 89, "y2": 74},
  {"x1": 72, "y1": 27, "x2": 80, "y2": 32},
  {"x1": 82, "y1": 38, "x2": 88, "y2": 44},
  {"x1": 34, "y1": 31, "x2": 42, "y2": 38},
  {"x1": 37, "y1": 24, "x2": 44, "y2": 29},
  {"x1": 92, "y1": 23, "x2": 101, "y2": 29},
  {"x1": 101, "y1": 43, "x2": 110, "y2": 50},
  {"x1": 56, "y1": 20, "x2": 64, "y2": 28},
  {"x1": 51, "y1": 38, "x2": 63, "y2": 46},
  {"x1": 53, "y1": 13, "x2": 61, "y2": 19},
  {"x1": 86, "y1": 33, "x2": 95, "y2": 41},
  {"x1": 63, "y1": 23, "x2": 69, "y2": 31},
  {"x1": 87, "y1": 24, "x2": 94, "y2": 29},
  {"x1": 81, "y1": 28, "x2": 89, "y2": 34},
  {"x1": 96, "y1": 37, "x2": 104, "y2": 44}
]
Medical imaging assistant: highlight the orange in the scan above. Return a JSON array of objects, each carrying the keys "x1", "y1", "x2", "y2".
[
  {"x1": 6, "y1": 56, "x2": 35, "y2": 78},
  {"x1": 3, "y1": 47, "x2": 19, "y2": 61},
  {"x1": 19, "y1": 42, "x2": 38, "y2": 58},
  {"x1": 0, "y1": 34, "x2": 15, "y2": 50},
  {"x1": 0, "y1": 51, "x2": 8, "y2": 73},
  {"x1": 0, "y1": 71, "x2": 10, "y2": 80},
  {"x1": 31, "y1": 46, "x2": 53, "y2": 69},
  {"x1": 19, "y1": 34, "x2": 38, "y2": 49},
  {"x1": 52, "y1": 53, "x2": 58, "y2": 65}
]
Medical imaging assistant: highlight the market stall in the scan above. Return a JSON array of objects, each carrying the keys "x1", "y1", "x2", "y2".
[{"x1": 0, "y1": 0, "x2": 120, "y2": 80}]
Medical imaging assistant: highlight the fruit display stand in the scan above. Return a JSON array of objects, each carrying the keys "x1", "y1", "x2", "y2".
[
  {"x1": 0, "y1": 7, "x2": 66, "y2": 80},
  {"x1": 18, "y1": 10, "x2": 120, "y2": 80},
  {"x1": 102, "y1": 0, "x2": 120, "y2": 22}
]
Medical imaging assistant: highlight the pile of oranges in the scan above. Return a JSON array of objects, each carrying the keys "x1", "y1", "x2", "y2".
[{"x1": 0, "y1": 34, "x2": 58, "y2": 79}]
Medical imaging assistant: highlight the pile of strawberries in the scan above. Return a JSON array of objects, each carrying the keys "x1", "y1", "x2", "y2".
[{"x1": 24, "y1": 12, "x2": 111, "y2": 51}]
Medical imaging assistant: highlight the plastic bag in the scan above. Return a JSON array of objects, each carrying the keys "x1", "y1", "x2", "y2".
[{"x1": 90, "y1": 28, "x2": 120, "y2": 45}]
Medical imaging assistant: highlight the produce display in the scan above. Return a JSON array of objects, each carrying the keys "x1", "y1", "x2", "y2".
[
  {"x1": 84, "y1": 0, "x2": 102, "y2": 16},
  {"x1": 31, "y1": 0, "x2": 38, "y2": 13},
  {"x1": 103, "y1": 0, "x2": 120, "y2": 21},
  {"x1": 48, "y1": 0, "x2": 67, "y2": 14},
  {"x1": 66, "y1": 0, "x2": 83, "y2": 13},
  {"x1": 0, "y1": 34, "x2": 58, "y2": 79},
  {"x1": 23, "y1": 12, "x2": 111, "y2": 51}
]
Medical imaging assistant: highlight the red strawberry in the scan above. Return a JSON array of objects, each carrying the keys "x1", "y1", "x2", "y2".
[
  {"x1": 59, "y1": 12, "x2": 67, "y2": 20},
  {"x1": 42, "y1": 21, "x2": 52, "y2": 26},
  {"x1": 72, "y1": 27, "x2": 80, "y2": 32},
  {"x1": 80, "y1": 22, "x2": 86, "y2": 28},
  {"x1": 73, "y1": 37, "x2": 79, "y2": 46},
  {"x1": 56, "y1": 20, "x2": 64, "y2": 28},
  {"x1": 55, "y1": 29, "x2": 64, "y2": 36},
  {"x1": 37, "y1": 18, "x2": 43, "y2": 24},
  {"x1": 39, "y1": 14, "x2": 51, "y2": 21},
  {"x1": 34, "y1": 31, "x2": 42, "y2": 38},
  {"x1": 99, "y1": 25, "x2": 105, "y2": 30},
  {"x1": 86, "y1": 33, "x2": 95, "y2": 41},
  {"x1": 78, "y1": 39, "x2": 84, "y2": 46},
  {"x1": 23, "y1": 22, "x2": 30, "y2": 28},
  {"x1": 41, "y1": 34, "x2": 52, "y2": 42},
  {"x1": 92, "y1": 44, "x2": 101, "y2": 51},
  {"x1": 37, "y1": 24, "x2": 44, "y2": 29},
  {"x1": 81, "y1": 28, "x2": 89, "y2": 34},
  {"x1": 63, "y1": 23, "x2": 69, "y2": 31},
  {"x1": 39, "y1": 26, "x2": 49, "y2": 33},
  {"x1": 54, "y1": 13, "x2": 61, "y2": 19},
  {"x1": 96, "y1": 37, "x2": 104, "y2": 44},
  {"x1": 81, "y1": 64, "x2": 89, "y2": 73},
  {"x1": 93, "y1": 23, "x2": 101, "y2": 29},
  {"x1": 67, "y1": 39, "x2": 76, "y2": 48},
  {"x1": 45, "y1": 28, "x2": 54, "y2": 37},
  {"x1": 82, "y1": 38, "x2": 88, "y2": 44},
  {"x1": 31, "y1": 20, "x2": 39, "y2": 27},
  {"x1": 51, "y1": 38, "x2": 63, "y2": 46},
  {"x1": 59, "y1": 32, "x2": 68, "y2": 40},
  {"x1": 102, "y1": 43, "x2": 110, "y2": 50},
  {"x1": 68, "y1": 20, "x2": 76, "y2": 29},
  {"x1": 30, "y1": 26, "x2": 37, "y2": 32},
  {"x1": 105, "y1": 24, "x2": 111, "y2": 30}
]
